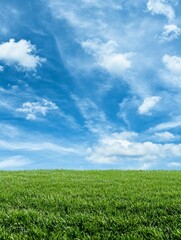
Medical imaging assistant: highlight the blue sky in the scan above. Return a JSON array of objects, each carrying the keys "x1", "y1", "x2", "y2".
[{"x1": 0, "y1": 0, "x2": 181, "y2": 170}]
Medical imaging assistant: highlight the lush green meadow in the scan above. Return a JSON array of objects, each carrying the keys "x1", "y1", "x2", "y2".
[{"x1": 0, "y1": 170, "x2": 181, "y2": 239}]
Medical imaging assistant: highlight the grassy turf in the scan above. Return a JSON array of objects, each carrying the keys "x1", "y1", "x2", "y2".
[{"x1": 0, "y1": 170, "x2": 181, "y2": 239}]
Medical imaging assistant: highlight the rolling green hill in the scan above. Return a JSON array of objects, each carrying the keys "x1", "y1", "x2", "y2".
[{"x1": 0, "y1": 170, "x2": 180, "y2": 239}]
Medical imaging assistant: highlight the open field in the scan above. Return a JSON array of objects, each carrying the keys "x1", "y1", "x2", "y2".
[{"x1": 0, "y1": 170, "x2": 181, "y2": 239}]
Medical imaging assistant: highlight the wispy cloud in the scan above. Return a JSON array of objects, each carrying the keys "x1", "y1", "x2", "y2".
[
  {"x1": 72, "y1": 95, "x2": 113, "y2": 134},
  {"x1": 1, "y1": 0, "x2": 181, "y2": 170},
  {"x1": 0, "y1": 156, "x2": 31, "y2": 169},
  {"x1": 0, "y1": 139, "x2": 82, "y2": 155},
  {"x1": 47, "y1": 0, "x2": 122, "y2": 30},
  {"x1": 0, "y1": 123, "x2": 20, "y2": 138},
  {"x1": 168, "y1": 161, "x2": 181, "y2": 167},
  {"x1": 47, "y1": 0, "x2": 165, "y2": 98},
  {"x1": 0, "y1": 122, "x2": 85, "y2": 168},
  {"x1": 149, "y1": 116, "x2": 181, "y2": 132},
  {"x1": 0, "y1": 3, "x2": 21, "y2": 37}
]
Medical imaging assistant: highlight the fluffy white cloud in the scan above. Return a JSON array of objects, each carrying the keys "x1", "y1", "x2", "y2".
[
  {"x1": 81, "y1": 39, "x2": 132, "y2": 75},
  {"x1": 154, "y1": 131, "x2": 175, "y2": 141},
  {"x1": 16, "y1": 99, "x2": 58, "y2": 120},
  {"x1": 138, "y1": 96, "x2": 161, "y2": 115},
  {"x1": 163, "y1": 54, "x2": 181, "y2": 74},
  {"x1": 87, "y1": 132, "x2": 181, "y2": 165},
  {"x1": 101, "y1": 53, "x2": 131, "y2": 75},
  {"x1": 147, "y1": 0, "x2": 175, "y2": 20},
  {"x1": 0, "y1": 39, "x2": 45, "y2": 70},
  {"x1": 162, "y1": 54, "x2": 181, "y2": 87},
  {"x1": 161, "y1": 24, "x2": 181, "y2": 41}
]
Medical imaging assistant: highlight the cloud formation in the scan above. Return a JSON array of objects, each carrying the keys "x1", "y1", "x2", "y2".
[
  {"x1": 0, "y1": 156, "x2": 31, "y2": 169},
  {"x1": 161, "y1": 24, "x2": 181, "y2": 41},
  {"x1": 150, "y1": 116, "x2": 181, "y2": 132},
  {"x1": 0, "y1": 39, "x2": 45, "y2": 70},
  {"x1": 81, "y1": 39, "x2": 132, "y2": 75},
  {"x1": 162, "y1": 54, "x2": 181, "y2": 87},
  {"x1": 87, "y1": 132, "x2": 181, "y2": 166},
  {"x1": 163, "y1": 54, "x2": 181, "y2": 74},
  {"x1": 154, "y1": 131, "x2": 175, "y2": 141},
  {"x1": 16, "y1": 99, "x2": 58, "y2": 120},
  {"x1": 147, "y1": 0, "x2": 175, "y2": 20},
  {"x1": 1, "y1": 0, "x2": 181, "y2": 169},
  {"x1": 72, "y1": 95, "x2": 112, "y2": 134},
  {"x1": 138, "y1": 96, "x2": 161, "y2": 115},
  {"x1": 168, "y1": 162, "x2": 181, "y2": 167},
  {"x1": 0, "y1": 139, "x2": 81, "y2": 154}
]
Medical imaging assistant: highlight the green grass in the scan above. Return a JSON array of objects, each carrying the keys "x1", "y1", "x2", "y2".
[{"x1": 0, "y1": 170, "x2": 181, "y2": 239}]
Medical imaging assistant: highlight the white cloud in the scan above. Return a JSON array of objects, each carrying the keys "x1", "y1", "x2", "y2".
[
  {"x1": 163, "y1": 54, "x2": 181, "y2": 74},
  {"x1": 47, "y1": 0, "x2": 93, "y2": 29},
  {"x1": 16, "y1": 99, "x2": 58, "y2": 120},
  {"x1": 0, "y1": 39, "x2": 45, "y2": 70},
  {"x1": 47, "y1": 0, "x2": 164, "y2": 98},
  {"x1": 140, "y1": 162, "x2": 153, "y2": 170},
  {"x1": 47, "y1": 0, "x2": 138, "y2": 76},
  {"x1": 0, "y1": 156, "x2": 31, "y2": 169},
  {"x1": 0, "y1": 139, "x2": 81, "y2": 154},
  {"x1": 87, "y1": 132, "x2": 181, "y2": 164},
  {"x1": 154, "y1": 131, "x2": 175, "y2": 141},
  {"x1": 81, "y1": 39, "x2": 132, "y2": 75},
  {"x1": 72, "y1": 95, "x2": 112, "y2": 134},
  {"x1": 168, "y1": 161, "x2": 181, "y2": 167},
  {"x1": 149, "y1": 116, "x2": 181, "y2": 132},
  {"x1": 101, "y1": 53, "x2": 132, "y2": 75},
  {"x1": 81, "y1": 0, "x2": 122, "y2": 9},
  {"x1": 0, "y1": 66, "x2": 4, "y2": 72},
  {"x1": 0, "y1": 4, "x2": 21, "y2": 37},
  {"x1": 48, "y1": 0, "x2": 122, "y2": 27},
  {"x1": 0, "y1": 123, "x2": 19, "y2": 138},
  {"x1": 147, "y1": 0, "x2": 175, "y2": 20},
  {"x1": 162, "y1": 54, "x2": 181, "y2": 87},
  {"x1": 138, "y1": 96, "x2": 161, "y2": 115},
  {"x1": 160, "y1": 24, "x2": 181, "y2": 41},
  {"x1": 0, "y1": 123, "x2": 84, "y2": 158}
]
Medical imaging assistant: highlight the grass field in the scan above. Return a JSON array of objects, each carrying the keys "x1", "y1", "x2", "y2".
[{"x1": 0, "y1": 170, "x2": 181, "y2": 239}]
